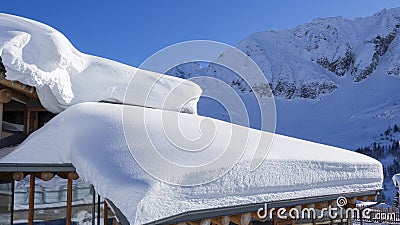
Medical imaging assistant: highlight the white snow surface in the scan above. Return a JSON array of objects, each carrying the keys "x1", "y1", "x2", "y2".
[
  {"x1": 1, "y1": 102, "x2": 383, "y2": 224},
  {"x1": 0, "y1": 13, "x2": 201, "y2": 114}
]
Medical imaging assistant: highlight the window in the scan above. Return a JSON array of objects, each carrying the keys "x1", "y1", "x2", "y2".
[{"x1": 0, "y1": 181, "x2": 13, "y2": 225}]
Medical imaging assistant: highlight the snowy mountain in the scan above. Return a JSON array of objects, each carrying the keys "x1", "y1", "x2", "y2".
[
  {"x1": 166, "y1": 8, "x2": 400, "y2": 203},
  {"x1": 167, "y1": 8, "x2": 400, "y2": 149}
]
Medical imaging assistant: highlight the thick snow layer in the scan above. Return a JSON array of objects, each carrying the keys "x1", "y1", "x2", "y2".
[
  {"x1": 0, "y1": 13, "x2": 201, "y2": 114},
  {"x1": 1, "y1": 102, "x2": 383, "y2": 224}
]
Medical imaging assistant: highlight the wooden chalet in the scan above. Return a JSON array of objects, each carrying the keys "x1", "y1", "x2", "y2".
[{"x1": 0, "y1": 57, "x2": 383, "y2": 225}]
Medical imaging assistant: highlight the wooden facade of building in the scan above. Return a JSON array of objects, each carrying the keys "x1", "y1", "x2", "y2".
[{"x1": 0, "y1": 56, "x2": 55, "y2": 148}]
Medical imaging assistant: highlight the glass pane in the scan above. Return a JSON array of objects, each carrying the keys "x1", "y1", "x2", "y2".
[
  {"x1": 72, "y1": 182, "x2": 95, "y2": 225},
  {"x1": 14, "y1": 176, "x2": 96, "y2": 224},
  {"x1": 0, "y1": 182, "x2": 12, "y2": 225}
]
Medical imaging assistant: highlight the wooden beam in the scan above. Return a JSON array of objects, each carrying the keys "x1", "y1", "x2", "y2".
[
  {"x1": 68, "y1": 171, "x2": 79, "y2": 180},
  {"x1": 10, "y1": 89, "x2": 28, "y2": 104},
  {"x1": 56, "y1": 172, "x2": 69, "y2": 179},
  {"x1": 347, "y1": 197, "x2": 357, "y2": 204},
  {"x1": 28, "y1": 174, "x2": 35, "y2": 225},
  {"x1": 12, "y1": 172, "x2": 24, "y2": 181},
  {"x1": 221, "y1": 216, "x2": 230, "y2": 225},
  {"x1": 187, "y1": 221, "x2": 201, "y2": 225},
  {"x1": 187, "y1": 221, "x2": 200, "y2": 225},
  {"x1": 330, "y1": 200, "x2": 337, "y2": 208},
  {"x1": 230, "y1": 214, "x2": 251, "y2": 225},
  {"x1": 66, "y1": 176, "x2": 73, "y2": 225},
  {"x1": 0, "y1": 78, "x2": 38, "y2": 98},
  {"x1": 241, "y1": 213, "x2": 252, "y2": 225},
  {"x1": 347, "y1": 197, "x2": 357, "y2": 208},
  {"x1": 306, "y1": 203, "x2": 315, "y2": 209},
  {"x1": 210, "y1": 216, "x2": 232, "y2": 225},
  {"x1": 251, "y1": 212, "x2": 267, "y2": 222},
  {"x1": 210, "y1": 218, "x2": 221, "y2": 225},
  {"x1": 230, "y1": 214, "x2": 241, "y2": 225},
  {"x1": 28, "y1": 106, "x2": 47, "y2": 112},
  {"x1": 40, "y1": 172, "x2": 54, "y2": 181},
  {"x1": 0, "y1": 89, "x2": 12, "y2": 103},
  {"x1": 200, "y1": 219, "x2": 211, "y2": 225},
  {"x1": 314, "y1": 201, "x2": 329, "y2": 209}
]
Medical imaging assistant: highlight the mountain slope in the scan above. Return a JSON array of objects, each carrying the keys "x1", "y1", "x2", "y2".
[{"x1": 167, "y1": 8, "x2": 400, "y2": 149}]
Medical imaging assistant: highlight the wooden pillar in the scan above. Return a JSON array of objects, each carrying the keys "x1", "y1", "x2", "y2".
[
  {"x1": 0, "y1": 103, "x2": 3, "y2": 139},
  {"x1": 25, "y1": 109, "x2": 31, "y2": 135},
  {"x1": 104, "y1": 200, "x2": 108, "y2": 225},
  {"x1": 31, "y1": 111, "x2": 39, "y2": 132},
  {"x1": 0, "y1": 89, "x2": 12, "y2": 138},
  {"x1": 92, "y1": 186, "x2": 96, "y2": 225},
  {"x1": 28, "y1": 174, "x2": 35, "y2": 225},
  {"x1": 66, "y1": 176, "x2": 73, "y2": 225},
  {"x1": 97, "y1": 195, "x2": 101, "y2": 225}
]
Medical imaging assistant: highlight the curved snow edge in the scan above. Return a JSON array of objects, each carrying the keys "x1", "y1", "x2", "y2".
[{"x1": 0, "y1": 13, "x2": 202, "y2": 114}]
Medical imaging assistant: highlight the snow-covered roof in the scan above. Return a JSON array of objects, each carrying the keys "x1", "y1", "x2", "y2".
[
  {"x1": 0, "y1": 13, "x2": 201, "y2": 114},
  {"x1": 1, "y1": 102, "x2": 383, "y2": 224},
  {"x1": 0, "y1": 13, "x2": 384, "y2": 225}
]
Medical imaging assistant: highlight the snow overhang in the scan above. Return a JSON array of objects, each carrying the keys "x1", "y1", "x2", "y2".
[{"x1": 147, "y1": 190, "x2": 382, "y2": 225}]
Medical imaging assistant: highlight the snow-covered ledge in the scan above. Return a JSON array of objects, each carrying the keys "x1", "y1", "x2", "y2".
[{"x1": 1, "y1": 102, "x2": 383, "y2": 224}]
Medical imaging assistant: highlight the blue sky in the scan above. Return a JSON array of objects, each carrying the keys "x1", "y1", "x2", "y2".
[{"x1": 1, "y1": 1, "x2": 400, "y2": 67}]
